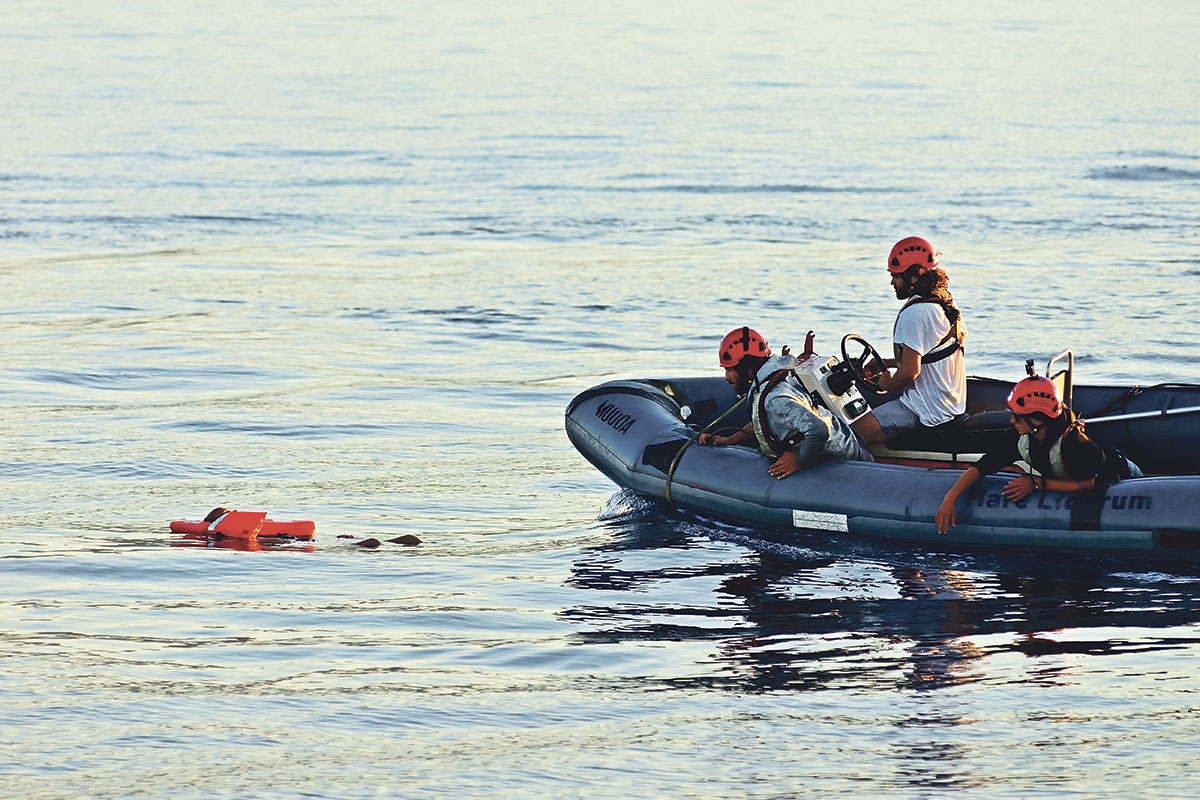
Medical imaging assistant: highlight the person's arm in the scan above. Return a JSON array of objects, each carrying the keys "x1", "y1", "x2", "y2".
[
  {"x1": 699, "y1": 423, "x2": 753, "y2": 447},
  {"x1": 935, "y1": 464, "x2": 983, "y2": 534},
  {"x1": 937, "y1": 433, "x2": 1023, "y2": 531},
  {"x1": 1003, "y1": 429, "x2": 1104, "y2": 500},
  {"x1": 766, "y1": 396, "x2": 831, "y2": 479},
  {"x1": 877, "y1": 344, "x2": 921, "y2": 393},
  {"x1": 1002, "y1": 473, "x2": 1095, "y2": 502}
]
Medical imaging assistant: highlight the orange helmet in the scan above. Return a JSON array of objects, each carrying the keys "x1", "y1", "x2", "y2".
[
  {"x1": 719, "y1": 327, "x2": 770, "y2": 368},
  {"x1": 888, "y1": 236, "x2": 941, "y2": 274},
  {"x1": 1007, "y1": 376, "x2": 1063, "y2": 418}
]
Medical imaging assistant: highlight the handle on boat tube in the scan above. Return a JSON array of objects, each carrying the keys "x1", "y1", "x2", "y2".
[{"x1": 665, "y1": 393, "x2": 749, "y2": 504}]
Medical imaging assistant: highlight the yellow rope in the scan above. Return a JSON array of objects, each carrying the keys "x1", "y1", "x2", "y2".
[{"x1": 664, "y1": 394, "x2": 749, "y2": 505}]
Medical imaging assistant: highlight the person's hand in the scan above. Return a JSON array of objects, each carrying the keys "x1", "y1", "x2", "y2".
[
  {"x1": 699, "y1": 433, "x2": 728, "y2": 446},
  {"x1": 768, "y1": 451, "x2": 800, "y2": 480},
  {"x1": 1002, "y1": 474, "x2": 1038, "y2": 502},
  {"x1": 862, "y1": 357, "x2": 885, "y2": 380},
  {"x1": 935, "y1": 497, "x2": 957, "y2": 534}
]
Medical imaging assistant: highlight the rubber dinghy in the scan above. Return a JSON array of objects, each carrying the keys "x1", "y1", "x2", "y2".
[{"x1": 565, "y1": 346, "x2": 1200, "y2": 562}]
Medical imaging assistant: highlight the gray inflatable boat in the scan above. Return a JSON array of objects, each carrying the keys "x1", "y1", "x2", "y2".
[{"x1": 565, "y1": 349, "x2": 1200, "y2": 562}]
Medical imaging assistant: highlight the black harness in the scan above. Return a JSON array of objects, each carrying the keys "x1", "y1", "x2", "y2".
[
  {"x1": 753, "y1": 368, "x2": 797, "y2": 457},
  {"x1": 894, "y1": 296, "x2": 965, "y2": 365}
]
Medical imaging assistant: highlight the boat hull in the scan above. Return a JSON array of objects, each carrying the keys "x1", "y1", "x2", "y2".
[{"x1": 566, "y1": 377, "x2": 1200, "y2": 561}]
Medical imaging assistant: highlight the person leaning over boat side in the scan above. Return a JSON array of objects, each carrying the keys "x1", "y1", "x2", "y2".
[
  {"x1": 934, "y1": 374, "x2": 1143, "y2": 534},
  {"x1": 851, "y1": 236, "x2": 968, "y2": 447},
  {"x1": 698, "y1": 326, "x2": 873, "y2": 479}
]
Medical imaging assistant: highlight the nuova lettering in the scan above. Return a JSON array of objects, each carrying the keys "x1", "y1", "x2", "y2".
[
  {"x1": 595, "y1": 401, "x2": 636, "y2": 434},
  {"x1": 965, "y1": 488, "x2": 1153, "y2": 512}
]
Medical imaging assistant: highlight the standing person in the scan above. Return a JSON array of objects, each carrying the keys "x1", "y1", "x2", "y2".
[
  {"x1": 698, "y1": 327, "x2": 872, "y2": 479},
  {"x1": 852, "y1": 236, "x2": 968, "y2": 447},
  {"x1": 934, "y1": 374, "x2": 1142, "y2": 534}
]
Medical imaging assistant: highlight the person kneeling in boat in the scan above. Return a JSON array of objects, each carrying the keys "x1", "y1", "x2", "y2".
[
  {"x1": 934, "y1": 373, "x2": 1143, "y2": 534},
  {"x1": 698, "y1": 326, "x2": 873, "y2": 479}
]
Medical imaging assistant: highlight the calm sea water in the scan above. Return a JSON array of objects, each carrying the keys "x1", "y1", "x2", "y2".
[{"x1": 3, "y1": 1, "x2": 1200, "y2": 797}]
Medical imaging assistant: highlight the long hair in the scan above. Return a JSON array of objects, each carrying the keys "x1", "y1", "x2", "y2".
[{"x1": 910, "y1": 266, "x2": 959, "y2": 325}]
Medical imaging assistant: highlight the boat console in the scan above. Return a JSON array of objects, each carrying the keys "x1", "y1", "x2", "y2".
[{"x1": 789, "y1": 341, "x2": 1080, "y2": 465}]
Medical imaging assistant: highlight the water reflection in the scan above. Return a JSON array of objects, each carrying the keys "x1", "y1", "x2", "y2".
[
  {"x1": 564, "y1": 494, "x2": 1200, "y2": 693},
  {"x1": 170, "y1": 532, "x2": 315, "y2": 553}
]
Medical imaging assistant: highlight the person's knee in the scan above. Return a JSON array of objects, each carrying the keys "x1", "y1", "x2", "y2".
[{"x1": 852, "y1": 413, "x2": 886, "y2": 446}]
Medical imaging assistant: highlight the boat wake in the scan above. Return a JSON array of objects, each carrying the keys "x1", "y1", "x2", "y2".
[
  {"x1": 679, "y1": 521, "x2": 830, "y2": 563},
  {"x1": 596, "y1": 488, "x2": 660, "y2": 524}
]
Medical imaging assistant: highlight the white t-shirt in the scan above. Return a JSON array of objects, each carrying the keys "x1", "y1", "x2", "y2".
[{"x1": 893, "y1": 300, "x2": 967, "y2": 426}]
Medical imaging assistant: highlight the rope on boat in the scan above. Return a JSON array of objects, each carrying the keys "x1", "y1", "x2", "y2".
[{"x1": 665, "y1": 394, "x2": 749, "y2": 505}]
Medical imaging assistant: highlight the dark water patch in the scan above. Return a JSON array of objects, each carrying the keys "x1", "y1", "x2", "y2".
[
  {"x1": 519, "y1": 183, "x2": 901, "y2": 195},
  {"x1": 450, "y1": 225, "x2": 513, "y2": 236},
  {"x1": 0, "y1": 458, "x2": 231, "y2": 481},
  {"x1": 33, "y1": 213, "x2": 308, "y2": 231},
  {"x1": 345, "y1": 307, "x2": 393, "y2": 320},
  {"x1": 209, "y1": 147, "x2": 382, "y2": 160},
  {"x1": 1088, "y1": 166, "x2": 1200, "y2": 182},
  {"x1": 21, "y1": 365, "x2": 279, "y2": 392},
  {"x1": 487, "y1": 133, "x2": 619, "y2": 142},
  {"x1": 1116, "y1": 149, "x2": 1200, "y2": 161},
  {"x1": 856, "y1": 79, "x2": 924, "y2": 90},
  {"x1": 414, "y1": 306, "x2": 537, "y2": 326},
  {"x1": 163, "y1": 419, "x2": 398, "y2": 438},
  {"x1": 447, "y1": 215, "x2": 503, "y2": 224},
  {"x1": 59, "y1": 150, "x2": 183, "y2": 161},
  {"x1": 168, "y1": 214, "x2": 266, "y2": 224},
  {"x1": 0, "y1": 172, "x2": 51, "y2": 183},
  {"x1": 734, "y1": 80, "x2": 809, "y2": 89},
  {"x1": 285, "y1": 176, "x2": 413, "y2": 188},
  {"x1": 77, "y1": 459, "x2": 255, "y2": 480}
]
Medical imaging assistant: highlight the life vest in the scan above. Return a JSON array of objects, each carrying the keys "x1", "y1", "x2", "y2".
[
  {"x1": 893, "y1": 296, "x2": 965, "y2": 365},
  {"x1": 751, "y1": 368, "x2": 796, "y2": 458},
  {"x1": 1019, "y1": 420, "x2": 1136, "y2": 483},
  {"x1": 1017, "y1": 429, "x2": 1071, "y2": 480}
]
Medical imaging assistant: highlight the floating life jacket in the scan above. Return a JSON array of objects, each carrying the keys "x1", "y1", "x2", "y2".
[
  {"x1": 894, "y1": 296, "x2": 966, "y2": 365},
  {"x1": 169, "y1": 510, "x2": 316, "y2": 540}
]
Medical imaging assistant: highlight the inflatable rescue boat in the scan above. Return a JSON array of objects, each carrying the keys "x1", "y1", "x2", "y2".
[{"x1": 565, "y1": 343, "x2": 1200, "y2": 562}]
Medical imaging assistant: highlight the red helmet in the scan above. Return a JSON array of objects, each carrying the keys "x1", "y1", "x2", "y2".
[
  {"x1": 719, "y1": 327, "x2": 770, "y2": 368},
  {"x1": 888, "y1": 236, "x2": 941, "y2": 274},
  {"x1": 1007, "y1": 376, "x2": 1063, "y2": 418}
]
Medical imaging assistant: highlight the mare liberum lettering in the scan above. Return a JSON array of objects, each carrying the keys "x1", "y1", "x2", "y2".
[{"x1": 965, "y1": 487, "x2": 1152, "y2": 512}]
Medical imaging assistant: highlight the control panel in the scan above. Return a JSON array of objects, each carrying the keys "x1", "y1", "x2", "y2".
[{"x1": 793, "y1": 354, "x2": 871, "y2": 423}]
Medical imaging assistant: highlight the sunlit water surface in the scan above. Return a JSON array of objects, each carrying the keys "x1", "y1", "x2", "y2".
[{"x1": 3, "y1": 1, "x2": 1200, "y2": 798}]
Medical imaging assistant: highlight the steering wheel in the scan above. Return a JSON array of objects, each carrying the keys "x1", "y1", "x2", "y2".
[{"x1": 840, "y1": 334, "x2": 886, "y2": 394}]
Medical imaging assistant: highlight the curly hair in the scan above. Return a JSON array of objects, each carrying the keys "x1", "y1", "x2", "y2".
[{"x1": 909, "y1": 266, "x2": 959, "y2": 324}]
